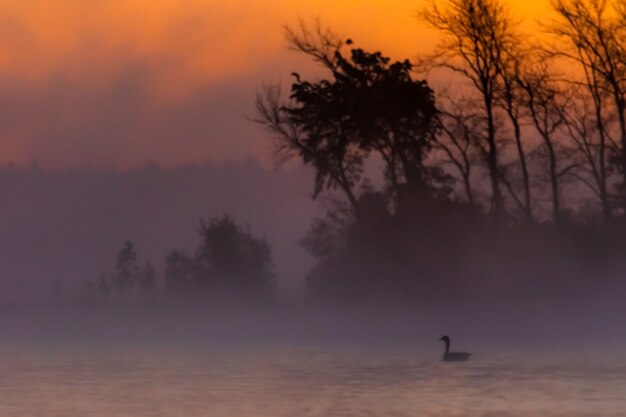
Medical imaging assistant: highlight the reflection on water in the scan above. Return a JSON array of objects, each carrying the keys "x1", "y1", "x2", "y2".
[{"x1": 0, "y1": 347, "x2": 624, "y2": 417}]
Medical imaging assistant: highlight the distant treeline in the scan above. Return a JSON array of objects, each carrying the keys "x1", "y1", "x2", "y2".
[{"x1": 88, "y1": 216, "x2": 274, "y2": 303}]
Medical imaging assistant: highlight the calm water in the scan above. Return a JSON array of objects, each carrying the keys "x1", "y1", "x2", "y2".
[{"x1": 0, "y1": 346, "x2": 625, "y2": 417}]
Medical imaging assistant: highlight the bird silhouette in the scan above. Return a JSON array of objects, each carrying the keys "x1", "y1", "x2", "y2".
[{"x1": 439, "y1": 335, "x2": 471, "y2": 362}]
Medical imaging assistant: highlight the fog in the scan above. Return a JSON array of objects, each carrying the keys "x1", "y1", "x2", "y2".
[
  {"x1": 2, "y1": 2, "x2": 626, "y2": 355},
  {"x1": 0, "y1": 161, "x2": 317, "y2": 299},
  {"x1": 0, "y1": 161, "x2": 625, "y2": 349}
]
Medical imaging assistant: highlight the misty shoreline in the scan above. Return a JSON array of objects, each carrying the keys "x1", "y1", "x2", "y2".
[{"x1": 1, "y1": 298, "x2": 624, "y2": 348}]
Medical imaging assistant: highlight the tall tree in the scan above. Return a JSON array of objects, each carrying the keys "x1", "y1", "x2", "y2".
[
  {"x1": 547, "y1": 0, "x2": 626, "y2": 218},
  {"x1": 256, "y1": 22, "x2": 362, "y2": 209},
  {"x1": 495, "y1": 45, "x2": 533, "y2": 219},
  {"x1": 434, "y1": 96, "x2": 481, "y2": 206},
  {"x1": 419, "y1": 0, "x2": 519, "y2": 221},
  {"x1": 257, "y1": 23, "x2": 442, "y2": 210},
  {"x1": 517, "y1": 64, "x2": 569, "y2": 223},
  {"x1": 194, "y1": 216, "x2": 274, "y2": 298},
  {"x1": 293, "y1": 47, "x2": 441, "y2": 201},
  {"x1": 560, "y1": 90, "x2": 614, "y2": 216}
]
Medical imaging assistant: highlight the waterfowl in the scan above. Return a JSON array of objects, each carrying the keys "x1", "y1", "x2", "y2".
[{"x1": 439, "y1": 335, "x2": 471, "y2": 362}]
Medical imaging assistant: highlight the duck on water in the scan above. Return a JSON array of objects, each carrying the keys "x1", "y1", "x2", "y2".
[{"x1": 439, "y1": 335, "x2": 471, "y2": 362}]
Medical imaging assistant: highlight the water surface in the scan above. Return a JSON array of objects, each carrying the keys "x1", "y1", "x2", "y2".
[{"x1": 0, "y1": 346, "x2": 624, "y2": 417}]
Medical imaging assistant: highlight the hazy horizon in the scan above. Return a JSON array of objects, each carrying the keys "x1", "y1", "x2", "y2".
[{"x1": 0, "y1": 160, "x2": 320, "y2": 298}]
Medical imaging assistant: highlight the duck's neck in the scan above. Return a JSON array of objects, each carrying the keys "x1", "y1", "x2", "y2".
[{"x1": 444, "y1": 340, "x2": 450, "y2": 354}]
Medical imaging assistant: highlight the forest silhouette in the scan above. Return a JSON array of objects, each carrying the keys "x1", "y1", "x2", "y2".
[
  {"x1": 252, "y1": 0, "x2": 626, "y2": 309},
  {"x1": 56, "y1": 0, "x2": 626, "y2": 320},
  {"x1": 87, "y1": 216, "x2": 275, "y2": 305}
]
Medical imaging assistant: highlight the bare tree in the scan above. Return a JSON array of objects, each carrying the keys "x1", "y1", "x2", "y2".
[
  {"x1": 547, "y1": 0, "x2": 626, "y2": 218},
  {"x1": 284, "y1": 17, "x2": 344, "y2": 72},
  {"x1": 560, "y1": 90, "x2": 613, "y2": 217},
  {"x1": 517, "y1": 64, "x2": 572, "y2": 223},
  {"x1": 435, "y1": 96, "x2": 482, "y2": 206},
  {"x1": 419, "y1": 0, "x2": 520, "y2": 221},
  {"x1": 495, "y1": 45, "x2": 533, "y2": 220}
]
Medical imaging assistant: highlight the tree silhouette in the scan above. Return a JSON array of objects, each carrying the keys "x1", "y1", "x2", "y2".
[
  {"x1": 516, "y1": 62, "x2": 573, "y2": 224},
  {"x1": 559, "y1": 89, "x2": 614, "y2": 215},
  {"x1": 256, "y1": 21, "x2": 362, "y2": 208},
  {"x1": 419, "y1": 0, "x2": 519, "y2": 221},
  {"x1": 257, "y1": 23, "x2": 443, "y2": 212},
  {"x1": 252, "y1": 12, "x2": 626, "y2": 305},
  {"x1": 434, "y1": 95, "x2": 482, "y2": 206},
  {"x1": 194, "y1": 216, "x2": 274, "y2": 299},
  {"x1": 112, "y1": 240, "x2": 139, "y2": 295},
  {"x1": 546, "y1": 0, "x2": 626, "y2": 218},
  {"x1": 494, "y1": 41, "x2": 533, "y2": 219}
]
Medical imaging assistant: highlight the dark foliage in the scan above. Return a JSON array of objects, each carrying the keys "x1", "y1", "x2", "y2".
[
  {"x1": 255, "y1": 11, "x2": 626, "y2": 308},
  {"x1": 90, "y1": 217, "x2": 275, "y2": 303},
  {"x1": 257, "y1": 38, "x2": 446, "y2": 209},
  {"x1": 165, "y1": 216, "x2": 275, "y2": 301},
  {"x1": 112, "y1": 240, "x2": 139, "y2": 294}
]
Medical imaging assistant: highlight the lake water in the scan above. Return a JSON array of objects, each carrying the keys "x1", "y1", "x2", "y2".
[{"x1": 0, "y1": 346, "x2": 625, "y2": 417}]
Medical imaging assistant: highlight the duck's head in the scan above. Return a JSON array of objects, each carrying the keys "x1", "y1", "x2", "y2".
[{"x1": 439, "y1": 335, "x2": 450, "y2": 342}]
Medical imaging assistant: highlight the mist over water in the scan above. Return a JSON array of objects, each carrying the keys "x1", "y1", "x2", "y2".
[
  {"x1": 2, "y1": 141, "x2": 626, "y2": 417},
  {"x1": 2, "y1": 346, "x2": 625, "y2": 417}
]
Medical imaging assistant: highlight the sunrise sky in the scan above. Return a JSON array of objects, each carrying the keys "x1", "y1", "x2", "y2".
[{"x1": 0, "y1": 0, "x2": 552, "y2": 169}]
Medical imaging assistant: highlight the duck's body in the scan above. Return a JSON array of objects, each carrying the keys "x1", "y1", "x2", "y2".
[
  {"x1": 439, "y1": 336, "x2": 471, "y2": 362},
  {"x1": 442, "y1": 351, "x2": 471, "y2": 362}
]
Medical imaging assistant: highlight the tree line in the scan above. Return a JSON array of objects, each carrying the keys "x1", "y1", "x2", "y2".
[
  {"x1": 84, "y1": 0, "x2": 626, "y2": 308},
  {"x1": 254, "y1": 0, "x2": 626, "y2": 304},
  {"x1": 86, "y1": 216, "x2": 274, "y2": 303},
  {"x1": 258, "y1": 0, "x2": 626, "y2": 224}
]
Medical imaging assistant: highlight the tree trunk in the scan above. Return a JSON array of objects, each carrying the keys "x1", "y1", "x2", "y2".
[
  {"x1": 485, "y1": 96, "x2": 504, "y2": 221},
  {"x1": 510, "y1": 116, "x2": 532, "y2": 219}
]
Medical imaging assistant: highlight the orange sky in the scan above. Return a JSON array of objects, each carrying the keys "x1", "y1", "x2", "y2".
[{"x1": 0, "y1": 0, "x2": 553, "y2": 169}]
